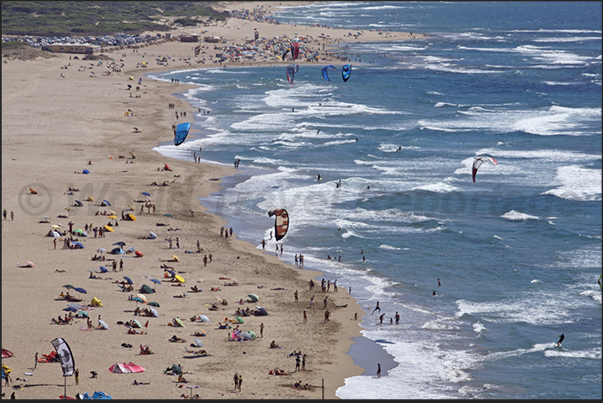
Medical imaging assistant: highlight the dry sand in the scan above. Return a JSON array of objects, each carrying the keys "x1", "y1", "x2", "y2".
[{"x1": 1, "y1": 2, "x2": 419, "y2": 399}]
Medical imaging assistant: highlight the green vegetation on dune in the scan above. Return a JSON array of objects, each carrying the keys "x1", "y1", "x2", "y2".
[{"x1": 1, "y1": 1, "x2": 229, "y2": 37}]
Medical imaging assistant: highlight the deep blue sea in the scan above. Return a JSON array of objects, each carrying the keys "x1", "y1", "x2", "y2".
[{"x1": 149, "y1": 2, "x2": 601, "y2": 399}]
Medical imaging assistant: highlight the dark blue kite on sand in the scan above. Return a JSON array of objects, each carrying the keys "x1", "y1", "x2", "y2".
[
  {"x1": 342, "y1": 64, "x2": 352, "y2": 82},
  {"x1": 174, "y1": 122, "x2": 191, "y2": 146},
  {"x1": 322, "y1": 65, "x2": 336, "y2": 83}
]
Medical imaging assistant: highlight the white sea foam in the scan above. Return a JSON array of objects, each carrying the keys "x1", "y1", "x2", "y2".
[
  {"x1": 544, "y1": 347, "x2": 602, "y2": 359},
  {"x1": 541, "y1": 165, "x2": 602, "y2": 201},
  {"x1": 501, "y1": 210, "x2": 539, "y2": 221}
]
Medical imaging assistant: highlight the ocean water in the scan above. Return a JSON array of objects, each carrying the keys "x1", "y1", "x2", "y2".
[{"x1": 149, "y1": 2, "x2": 601, "y2": 399}]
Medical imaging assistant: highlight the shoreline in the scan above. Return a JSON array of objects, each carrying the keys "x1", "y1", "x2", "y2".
[{"x1": 1, "y1": 2, "x2": 421, "y2": 398}]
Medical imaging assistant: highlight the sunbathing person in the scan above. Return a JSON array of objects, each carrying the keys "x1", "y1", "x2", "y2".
[
  {"x1": 177, "y1": 374, "x2": 187, "y2": 383},
  {"x1": 193, "y1": 331, "x2": 206, "y2": 337},
  {"x1": 190, "y1": 285, "x2": 200, "y2": 292},
  {"x1": 217, "y1": 322, "x2": 231, "y2": 329},
  {"x1": 270, "y1": 340, "x2": 280, "y2": 349}
]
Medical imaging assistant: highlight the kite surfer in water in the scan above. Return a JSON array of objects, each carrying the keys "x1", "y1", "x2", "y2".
[{"x1": 556, "y1": 333, "x2": 564, "y2": 347}]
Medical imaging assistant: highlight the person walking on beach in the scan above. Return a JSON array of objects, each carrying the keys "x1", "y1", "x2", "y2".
[
  {"x1": 75, "y1": 369, "x2": 79, "y2": 385},
  {"x1": 119, "y1": 259, "x2": 123, "y2": 271},
  {"x1": 3, "y1": 209, "x2": 6, "y2": 220},
  {"x1": 260, "y1": 323, "x2": 264, "y2": 338},
  {"x1": 203, "y1": 255, "x2": 208, "y2": 267},
  {"x1": 261, "y1": 239, "x2": 266, "y2": 250},
  {"x1": 53, "y1": 238, "x2": 57, "y2": 249},
  {"x1": 310, "y1": 296, "x2": 315, "y2": 309},
  {"x1": 295, "y1": 354, "x2": 301, "y2": 371},
  {"x1": 233, "y1": 373, "x2": 239, "y2": 391},
  {"x1": 323, "y1": 296, "x2": 328, "y2": 309},
  {"x1": 372, "y1": 301, "x2": 381, "y2": 314},
  {"x1": 35, "y1": 352, "x2": 38, "y2": 369},
  {"x1": 334, "y1": 279, "x2": 338, "y2": 292},
  {"x1": 303, "y1": 309, "x2": 307, "y2": 323},
  {"x1": 377, "y1": 363, "x2": 381, "y2": 378},
  {"x1": 238, "y1": 374, "x2": 242, "y2": 392},
  {"x1": 302, "y1": 354, "x2": 306, "y2": 370},
  {"x1": 324, "y1": 309, "x2": 331, "y2": 323},
  {"x1": 176, "y1": 237, "x2": 180, "y2": 249},
  {"x1": 10, "y1": 211, "x2": 14, "y2": 220},
  {"x1": 294, "y1": 290, "x2": 298, "y2": 302},
  {"x1": 379, "y1": 313, "x2": 385, "y2": 325}
]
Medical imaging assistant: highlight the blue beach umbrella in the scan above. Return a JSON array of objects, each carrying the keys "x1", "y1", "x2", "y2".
[
  {"x1": 150, "y1": 279, "x2": 162, "y2": 285},
  {"x1": 142, "y1": 192, "x2": 151, "y2": 196},
  {"x1": 74, "y1": 287, "x2": 87, "y2": 294},
  {"x1": 99, "y1": 266, "x2": 108, "y2": 273},
  {"x1": 123, "y1": 276, "x2": 133, "y2": 285},
  {"x1": 113, "y1": 241, "x2": 126, "y2": 247},
  {"x1": 102, "y1": 200, "x2": 111, "y2": 206},
  {"x1": 63, "y1": 306, "x2": 78, "y2": 312}
]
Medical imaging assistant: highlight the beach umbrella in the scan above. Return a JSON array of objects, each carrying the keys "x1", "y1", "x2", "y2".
[
  {"x1": 163, "y1": 213, "x2": 173, "y2": 217},
  {"x1": 74, "y1": 287, "x2": 87, "y2": 294},
  {"x1": 140, "y1": 284, "x2": 154, "y2": 294},
  {"x1": 77, "y1": 310, "x2": 89, "y2": 318},
  {"x1": 175, "y1": 274, "x2": 185, "y2": 283},
  {"x1": 72, "y1": 242, "x2": 85, "y2": 249},
  {"x1": 183, "y1": 385, "x2": 200, "y2": 398},
  {"x1": 150, "y1": 279, "x2": 162, "y2": 285},
  {"x1": 50, "y1": 231, "x2": 61, "y2": 238},
  {"x1": 63, "y1": 284, "x2": 75, "y2": 290},
  {"x1": 147, "y1": 301, "x2": 160, "y2": 307},
  {"x1": 111, "y1": 247, "x2": 124, "y2": 254},
  {"x1": 123, "y1": 276, "x2": 133, "y2": 285},
  {"x1": 198, "y1": 315, "x2": 210, "y2": 322},
  {"x1": 98, "y1": 319, "x2": 109, "y2": 330},
  {"x1": 65, "y1": 207, "x2": 74, "y2": 211},
  {"x1": 171, "y1": 255, "x2": 179, "y2": 262},
  {"x1": 99, "y1": 266, "x2": 108, "y2": 273},
  {"x1": 149, "y1": 307, "x2": 159, "y2": 317},
  {"x1": 2, "y1": 349, "x2": 14, "y2": 358},
  {"x1": 127, "y1": 246, "x2": 135, "y2": 253},
  {"x1": 102, "y1": 200, "x2": 112, "y2": 206},
  {"x1": 127, "y1": 214, "x2": 137, "y2": 221},
  {"x1": 172, "y1": 317, "x2": 185, "y2": 327},
  {"x1": 131, "y1": 297, "x2": 144, "y2": 303},
  {"x1": 149, "y1": 231, "x2": 157, "y2": 239},
  {"x1": 137, "y1": 294, "x2": 148, "y2": 303},
  {"x1": 142, "y1": 192, "x2": 151, "y2": 196},
  {"x1": 97, "y1": 248, "x2": 106, "y2": 253},
  {"x1": 113, "y1": 241, "x2": 126, "y2": 246},
  {"x1": 86, "y1": 196, "x2": 95, "y2": 202},
  {"x1": 135, "y1": 250, "x2": 143, "y2": 257},
  {"x1": 128, "y1": 205, "x2": 135, "y2": 211},
  {"x1": 103, "y1": 225, "x2": 114, "y2": 232},
  {"x1": 132, "y1": 319, "x2": 142, "y2": 328},
  {"x1": 74, "y1": 200, "x2": 83, "y2": 207},
  {"x1": 73, "y1": 229, "x2": 87, "y2": 236},
  {"x1": 29, "y1": 187, "x2": 38, "y2": 194},
  {"x1": 167, "y1": 269, "x2": 176, "y2": 278},
  {"x1": 193, "y1": 338, "x2": 204, "y2": 347},
  {"x1": 248, "y1": 293, "x2": 259, "y2": 302},
  {"x1": 109, "y1": 210, "x2": 116, "y2": 215},
  {"x1": 26, "y1": 261, "x2": 35, "y2": 268},
  {"x1": 82, "y1": 169, "x2": 90, "y2": 174},
  {"x1": 50, "y1": 224, "x2": 60, "y2": 229},
  {"x1": 130, "y1": 152, "x2": 136, "y2": 158},
  {"x1": 63, "y1": 306, "x2": 78, "y2": 312},
  {"x1": 107, "y1": 215, "x2": 118, "y2": 220}
]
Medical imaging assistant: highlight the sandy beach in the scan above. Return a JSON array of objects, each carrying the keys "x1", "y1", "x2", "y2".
[{"x1": 1, "y1": 2, "x2": 420, "y2": 399}]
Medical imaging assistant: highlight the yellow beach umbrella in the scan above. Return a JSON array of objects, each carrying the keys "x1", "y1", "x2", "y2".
[
  {"x1": 103, "y1": 225, "x2": 114, "y2": 232},
  {"x1": 108, "y1": 215, "x2": 118, "y2": 220},
  {"x1": 128, "y1": 205, "x2": 135, "y2": 211},
  {"x1": 174, "y1": 274, "x2": 185, "y2": 283},
  {"x1": 86, "y1": 196, "x2": 95, "y2": 202},
  {"x1": 128, "y1": 214, "x2": 137, "y2": 221},
  {"x1": 50, "y1": 224, "x2": 60, "y2": 229},
  {"x1": 171, "y1": 255, "x2": 179, "y2": 262}
]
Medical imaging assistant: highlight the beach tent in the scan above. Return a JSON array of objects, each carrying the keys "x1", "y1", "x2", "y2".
[
  {"x1": 73, "y1": 229, "x2": 87, "y2": 236},
  {"x1": 101, "y1": 200, "x2": 111, "y2": 207},
  {"x1": 140, "y1": 284, "x2": 154, "y2": 294},
  {"x1": 256, "y1": 307, "x2": 268, "y2": 316},
  {"x1": 91, "y1": 296, "x2": 103, "y2": 307}
]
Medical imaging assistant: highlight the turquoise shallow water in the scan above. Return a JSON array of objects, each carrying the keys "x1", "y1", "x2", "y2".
[{"x1": 151, "y1": 2, "x2": 601, "y2": 398}]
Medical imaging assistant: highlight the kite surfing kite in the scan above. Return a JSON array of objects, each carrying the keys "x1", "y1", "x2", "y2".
[
  {"x1": 268, "y1": 209, "x2": 289, "y2": 241},
  {"x1": 286, "y1": 64, "x2": 299, "y2": 86},
  {"x1": 322, "y1": 65, "x2": 336, "y2": 83},
  {"x1": 342, "y1": 64, "x2": 352, "y2": 82},
  {"x1": 174, "y1": 122, "x2": 191, "y2": 146},
  {"x1": 472, "y1": 156, "x2": 498, "y2": 183}
]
